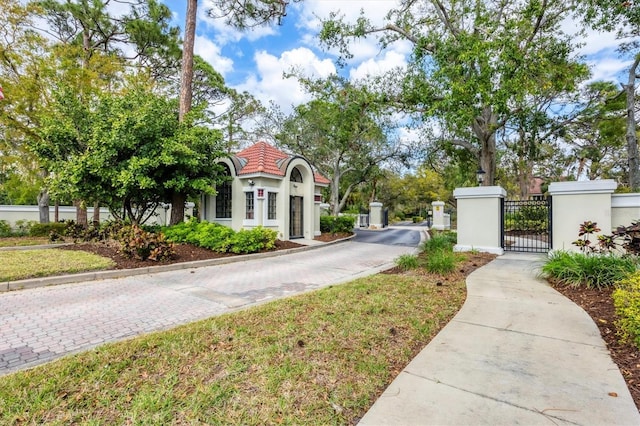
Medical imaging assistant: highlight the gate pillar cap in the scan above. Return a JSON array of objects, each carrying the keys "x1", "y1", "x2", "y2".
[
  {"x1": 454, "y1": 186, "x2": 506, "y2": 199},
  {"x1": 548, "y1": 180, "x2": 617, "y2": 195}
]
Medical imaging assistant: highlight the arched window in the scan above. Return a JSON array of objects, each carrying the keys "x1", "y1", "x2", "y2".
[
  {"x1": 216, "y1": 164, "x2": 232, "y2": 219},
  {"x1": 290, "y1": 167, "x2": 303, "y2": 183}
]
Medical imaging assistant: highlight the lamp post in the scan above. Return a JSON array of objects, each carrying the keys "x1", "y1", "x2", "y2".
[{"x1": 476, "y1": 168, "x2": 486, "y2": 186}]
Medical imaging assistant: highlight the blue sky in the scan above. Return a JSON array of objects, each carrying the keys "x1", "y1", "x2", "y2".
[{"x1": 160, "y1": 0, "x2": 634, "y2": 117}]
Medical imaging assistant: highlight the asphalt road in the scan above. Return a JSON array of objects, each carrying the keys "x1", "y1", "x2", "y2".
[{"x1": 353, "y1": 225, "x2": 426, "y2": 247}]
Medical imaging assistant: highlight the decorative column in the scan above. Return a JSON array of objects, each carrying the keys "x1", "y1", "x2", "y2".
[
  {"x1": 548, "y1": 180, "x2": 617, "y2": 252},
  {"x1": 453, "y1": 186, "x2": 507, "y2": 255},
  {"x1": 313, "y1": 193, "x2": 323, "y2": 236},
  {"x1": 369, "y1": 202, "x2": 383, "y2": 229},
  {"x1": 431, "y1": 201, "x2": 446, "y2": 230}
]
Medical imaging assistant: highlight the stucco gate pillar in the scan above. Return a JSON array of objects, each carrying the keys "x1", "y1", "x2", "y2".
[
  {"x1": 548, "y1": 180, "x2": 617, "y2": 253},
  {"x1": 453, "y1": 186, "x2": 507, "y2": 255},
  {"x1": 369, "y1": 202, "x2": 383, "y2": 229},
  {"x1": 431, "y1": 201, "x2": 446, "y2": 230}
]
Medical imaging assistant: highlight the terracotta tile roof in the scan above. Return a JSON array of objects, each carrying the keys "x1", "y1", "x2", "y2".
[
  {"x1": 314, "y1": 172, "x2": 331, "y2": 185},
  {"x1": 234, "y1": 141, "x2": 330, "y2": 185},
  {"x1": 235, "y1": 141, "x2": 289, "y2": 176}
]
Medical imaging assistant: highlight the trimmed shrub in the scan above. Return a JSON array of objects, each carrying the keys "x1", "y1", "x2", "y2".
[
  {"x1": 0, "y1": 220, "x2": 11, "y2": 237},
  {"x1": 613, "y1": 273, "x2": 640, "y2": 350},
  {"x1": 229, "y1": 226, "x2": 278, "y2": 254},
  {"x1": 29, "y1": 222, "x2": 68, "y2": 237},
  {"x1": 320, "y1": 215, "x2": 355, "y2": 233},
  {"x1": 412, "y1": 216, "x2": 424, "y2": 223}
]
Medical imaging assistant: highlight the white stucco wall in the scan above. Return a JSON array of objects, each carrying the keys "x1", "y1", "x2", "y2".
[
  {"x1": 548, "y1": 180, "x2": 617, "y2": 252},
  {"x1": 611, "y1": 194, "x2": 640, "y2": 229},
  {"x1": 453, "y1": 186, "x2": 506, "y2": 254}
]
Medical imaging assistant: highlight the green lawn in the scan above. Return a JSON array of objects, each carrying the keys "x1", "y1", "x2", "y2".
[
  {"x1": 0, "y1": 237, "x2": 54, "y2": 248},
  {"x1": 0, "y1": 271, "x2": 466, "y2": 424},
  {"x1": 0, "y1": 249, "x2": 114, "y2": 282}
]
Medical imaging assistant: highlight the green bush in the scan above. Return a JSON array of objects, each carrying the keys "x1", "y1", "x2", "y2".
[
  {"x1": 425, "y1": 250, "x2": 457, "y2": 274},
  {"x1": 14, "y1": 220, "x2": 36, "y2": 236},
  {"x1": 395, "y1": 254, "x2": 419, "y2": 270},
  {"x1": 229, "y1": 227, "x2": 277, "y2": 254},
  {"x1": 0, "y1": 220, "x2": 11, "y2": 237},
  {"x1": 320, "y1": 215, "x2": 355, "y2": 233},
  {"x1": 541, "y1": 251, "x2": 637, "y2": 290},
  {"x1": 117, "y1": 225, "x2": 175, "y2": 261},
  {"x1": 423, "y1": 232, "x2": 456, "y2": 253},
  {"x1": 412, "y1": 216, "x2": 424, "y2": 223},
  {"x1": 29, "y1": 222, "x2": 68, "y2": 237},
  {"x1": 163, "y1": 220, "x2": 277, "y2": 254},
  {"x1": 613, "y1": 273, "x2": 640, "y2": 350}
]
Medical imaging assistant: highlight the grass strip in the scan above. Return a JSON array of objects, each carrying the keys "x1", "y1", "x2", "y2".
[
  {"x1": 0, "y1": 249, "x2": 114, "y2": 281},
  {"x1": 0, "y1": 273, "x2": 465, "y2": 424},
  {"x1": 0, "y1": 237, "x2": 52, "y2": 248}
]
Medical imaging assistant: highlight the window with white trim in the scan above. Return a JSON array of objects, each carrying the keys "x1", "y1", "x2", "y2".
[
  {"x1": 267, "y1": 192, "x2": 277, "y2": 220},
  {"x1": 245, "y1": 191, "x2": 254, "y2": 219}
]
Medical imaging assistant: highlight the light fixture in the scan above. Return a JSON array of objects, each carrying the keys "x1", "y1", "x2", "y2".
[
  {"x1": 248, "y1": 179, "x2": 255, "y2": 186},
  {"x1": 476, "y1": 168, "x2": 486, "y2": 186}
]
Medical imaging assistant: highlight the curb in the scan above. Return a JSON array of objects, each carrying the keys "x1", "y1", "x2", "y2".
[{"x1": 1, "y1": 235, "x2": 355, "y2": 293}]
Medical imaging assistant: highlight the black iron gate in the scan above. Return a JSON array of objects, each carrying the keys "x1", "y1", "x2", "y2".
[{"x1": 502, "y1": 198, "x2": 552, "y2": 253}]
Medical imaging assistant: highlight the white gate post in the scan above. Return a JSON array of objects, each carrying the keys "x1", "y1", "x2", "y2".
[
  {"x1": 431, "y1": 201, "x2": 446, "y2": 230},
  {"x1": 369, "y1": 202, "x2": 383, "y2": 229},
  {"x1": 453, "y1": 186, "x2": 507, "y2": 255},
  {"x1": 548, "y1": 180, "x2": 617, "y2": 252}
]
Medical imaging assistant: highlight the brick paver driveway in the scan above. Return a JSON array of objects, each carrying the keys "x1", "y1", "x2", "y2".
[{"x1": 0, "y1": 239, "x2": 417, "y2": 376}]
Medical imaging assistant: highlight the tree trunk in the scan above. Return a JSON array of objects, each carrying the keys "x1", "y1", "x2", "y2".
[
  {"x1": 625, "y1": 54, "x2": 640, "y2": 190},
  {"x1": 169, "y1": 192, "x2": 187, "y2": 225},
  {"x1": 37, "y1": 189, "x2": 50, "y2": 224},
  {"x1": 179, "y1": 0, "x2": 196, "y2": 122},
  {"x1": 74, "y1": 200, "x2": 88, "y2": 227},
  {"x1": 472, "y1": 106, "x2": 498, "y2": 186},
  {"x1": 54, "y1": 201, "x2": 59, "y2": 222},
  {"x1": 92, "y1": 201, "x2": 100, "y2": 224}
]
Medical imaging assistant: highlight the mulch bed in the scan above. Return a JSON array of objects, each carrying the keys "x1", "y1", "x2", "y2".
[
  {"x1": 550, "y1": 283, "x2": 640, "y2": 410},
  {"x1": 56, "y1": 233, "x2": 350, "y2": 270},
  {"x1": 57, "y1": 239, "x2": 307, "y2": 270}
]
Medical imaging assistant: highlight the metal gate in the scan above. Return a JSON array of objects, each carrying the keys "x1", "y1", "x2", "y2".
[{"x1": 502, "y1": 198, "x2": 552, "y2": 253}]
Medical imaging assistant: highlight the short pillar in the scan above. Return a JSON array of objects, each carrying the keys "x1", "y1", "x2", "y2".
[
  {"x1": 369, "y1": 202, "x2": 383, "y2": 229},
  {"x1": 431, "y1": 201, "x2": 446, "y2": 230},
  {"x1": 453, "y1": 186, "x2": 506, "y2": 255},
  {"x1": 313, "y1": 194, "x2": 323, "y2": 236},
  {"x1": 548, "y1": 180, "x2": 617, "y2": 252}
]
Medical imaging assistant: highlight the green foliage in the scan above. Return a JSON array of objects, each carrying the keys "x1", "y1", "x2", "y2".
[
  {"x1": 422, "y1": 231, "x2": 459, "y2": 274},
  {"x1": 613, "y1": 273, "x2": 640, "y2": 350},
  {"x1": 163, "y1": 220, "x2": 277, "y2": 254},
  {"x1": 229, "y1": 227, "x2": 278, "y2": 254},
  {"x1": 117, "y1": 225, "x2": 175, "y2": 261},
  {"x1": 29, "y1": 222, "x2": 68, "y2": 237},
  {"x1": 504, "y1": 206, "x2": 549, "y2": 234},
  {"x1": 425, "y1": 250, "x2": 457, "y2": 274},
  {"x1": 395, "y1": 254, "x2": 419, "y2": 270},
  {"x1": 423, "y1": 232, "x2": 456, "y2": 253},
  {"x1": 320, "y1": 215, "x2": 355, "y2": 234},
  {"x1": 0, "y1": 220, "x2": 11, "y2": 237},
  {"x1": 541, "y1": 251, "x2": 637, "y2": 289},
  {"x1": 13, "y1": 220, "x2": 36, "y2": 236},
  {"x1": 412, "y1": 216, "x2": 423, "y2": 223}
]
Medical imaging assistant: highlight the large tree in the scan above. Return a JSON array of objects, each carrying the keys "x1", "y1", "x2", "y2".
[
  {"x1": 276, "y1": 74, "x2": 409, "y2": 215},
  {"x1": 319, "y1": 0, "x2": 588, "y2": 186},
  {"x1": 578, "y1": 0, "x2": 640, "y2": 188},
  {"x1": 40, "y1": 85, "x2": 226, "y2": 225}
]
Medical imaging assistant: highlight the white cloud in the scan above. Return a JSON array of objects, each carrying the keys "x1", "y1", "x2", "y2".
[
  {"x1": 234, "y1": 47, "x2": 337, "y2": 113},
  {"x1": 197, "y1": 0, "x2": 279, "y2": 46},
  {"x1": 349, "y1": 45, "x2": 410, "y2": 80},
  {"x1": 194, "y1": 35, "x2": 234, "y2": 78},
  {"x1": 587, "y1": 56, "x2": 635, "y2": 82}
]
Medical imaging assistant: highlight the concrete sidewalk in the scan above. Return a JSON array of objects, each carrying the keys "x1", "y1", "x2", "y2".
[{"x1": 359, "y1": 253, "x2": 640, "y2": 425}]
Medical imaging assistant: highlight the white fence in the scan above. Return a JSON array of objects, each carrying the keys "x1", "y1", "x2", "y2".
[{"x1": 0, "y1": 203, "x2": 195, "y2": 229}]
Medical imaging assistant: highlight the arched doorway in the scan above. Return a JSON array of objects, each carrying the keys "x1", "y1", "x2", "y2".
[{"x1": 289, "y1": 167, "x2": 304, "y2": 238}]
